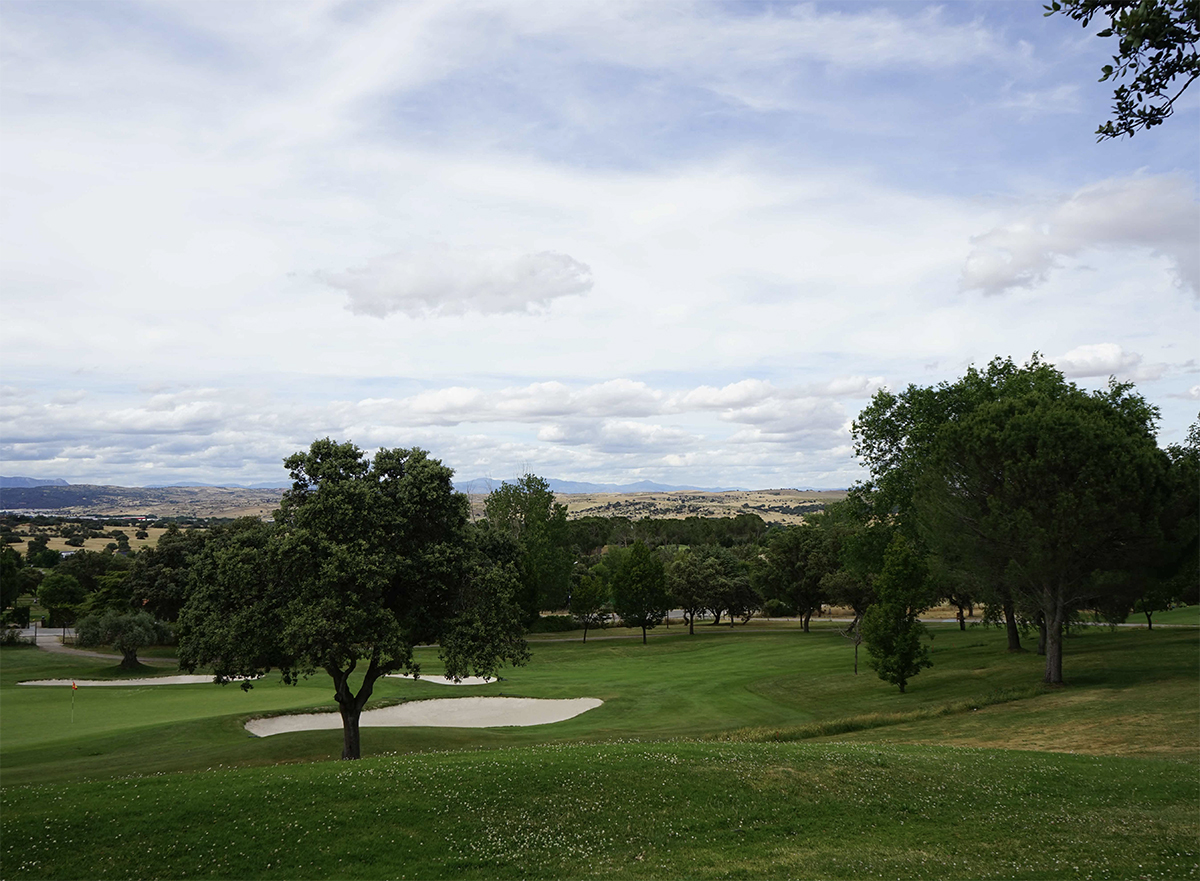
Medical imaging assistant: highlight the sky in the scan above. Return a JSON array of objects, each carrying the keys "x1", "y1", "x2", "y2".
[{"x1": 1, "y1": 0, "x2": 1197, "y2": 490}]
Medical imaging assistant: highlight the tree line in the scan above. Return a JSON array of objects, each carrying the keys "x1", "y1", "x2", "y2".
[{"x1": 2, "y1": 356, "x2": 1195, "y2": 751}]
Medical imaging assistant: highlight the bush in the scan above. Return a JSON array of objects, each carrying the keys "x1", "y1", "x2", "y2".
[
  {"x1": 527, "y1": 615, "x2": 578, "y2": 633},
  {"x1": 0, "y1": 627, "x2": 31, "y2": 646},
  {"x1": 761, "y1": 598, "x2": 796, "y2": 618}
]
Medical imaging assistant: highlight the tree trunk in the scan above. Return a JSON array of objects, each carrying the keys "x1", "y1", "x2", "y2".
[
  {"x1": 329, "y1": 656, "x2": 382, "y2": 761},
  {"x1": 1144, "y1": 610, "x2": 1153, "y2": 630},
  {"x1": 802, "y1": 610, "x2": 812, "y2": 633},
  {"x1": 583, "y1": 624, "x2": 588, "y2": 643},
  {"x1": 688, "y1": 612, "x2": 694, "y2": 635},
  {"x1": 339, "y1": 703, "x2": 362, "y2": 760},
  {"x1": 1043, "y1": 607, "x2": 1064, "y2": 685},
  {"x1": 120, "y1": 649, "x2": 140, "y2": 669},
  {"x1": 956, "y1": 607, "x2": 966, "y2": 631},
  {"x1": 641, "y1": 625, "x2": 647, "y2": 644},
  {"x1": 1004, "y1": 599, "x2": 1022, "y2": 652}
]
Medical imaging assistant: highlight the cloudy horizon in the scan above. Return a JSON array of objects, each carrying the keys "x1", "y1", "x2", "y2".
[{"x1": 2, "y1": 1, "x2": 1197, "y2": 490}]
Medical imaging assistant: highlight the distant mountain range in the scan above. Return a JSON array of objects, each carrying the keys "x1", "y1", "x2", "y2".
[
  {"x1": 2, "y1": 475, "x2": 830, "y2": 496},
  {"x1": 0, "y1": 476, "x2": 70, "y2": 488},
  {"x1": 0, "y1": 476, "x2": 289, "y2": 490}
]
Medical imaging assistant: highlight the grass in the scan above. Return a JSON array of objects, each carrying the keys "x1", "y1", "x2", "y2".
[
  {"x1": 3, "y1": 741, "x2": 1196, "y2": 879},
  {"x1": 1, "y1": 621, "x2": 1197, "y2": 879}
]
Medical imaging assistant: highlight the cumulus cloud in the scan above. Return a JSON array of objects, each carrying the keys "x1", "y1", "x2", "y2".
[
  {"x1": 316, "y1": 247, "x2": 593, "y2": 318},
  {"x1": 1053, "y1": 343, "x2": 1166, "y2": 382},
  {"x1": 961, "y1": 175, "x2": 1200, "y2": 297},
  {"x1": 1054, "y1": 343, "x2": 1143, "y2": 378}
]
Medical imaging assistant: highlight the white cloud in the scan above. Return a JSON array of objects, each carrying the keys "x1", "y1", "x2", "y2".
[
  {"x1": 316, "y1": 248, "x2": 592, "y2": 317},
  {"x1": 1053, "y1": 343, "x2": 1166, "y2": 382},
  {"x1": 961, "y1": 175, "x2": 1200, "y2": 297},
  {"x1": 1055, "y1": 343, "x2": 1142, "y2": 378}
]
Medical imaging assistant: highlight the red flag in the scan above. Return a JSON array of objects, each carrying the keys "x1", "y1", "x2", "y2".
[{"x1": 71, "y1": 681, "x2": 77, "y2": 690}]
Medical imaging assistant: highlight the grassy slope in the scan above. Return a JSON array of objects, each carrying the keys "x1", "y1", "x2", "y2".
[
  {"x1": 4, "y1": 741, "x2": 1196, "y2": 880},
  {"x1": 1, "y1": 623, "x2": 1197, "y2": 879}
]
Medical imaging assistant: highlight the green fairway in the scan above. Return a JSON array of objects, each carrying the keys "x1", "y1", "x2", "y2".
[
  {"x1": 1, "y1": 623, "x2": 1197, "y2": 878},
  {"x1": 3, "y1": 740, "x2": 1196, "y2": 880}
]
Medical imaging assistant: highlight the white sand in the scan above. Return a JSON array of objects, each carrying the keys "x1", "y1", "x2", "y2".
[
  {"x1": 19, "y1": 675, "x2": 259, "y2": 687},
  {"x1": 386, "y1": 673, "x2": 494, "y2": 686},
  {"x1": 245, "y1": 696, "x2": 602, "y2": 737}
]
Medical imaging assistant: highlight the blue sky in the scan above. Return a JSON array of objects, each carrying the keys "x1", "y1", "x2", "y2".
[{"x1": 2, "y1": 0, "x2": 1197, "y2": 489}]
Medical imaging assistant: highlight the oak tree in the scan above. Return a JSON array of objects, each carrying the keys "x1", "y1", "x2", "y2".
[{"x1": 179, "y1": 440, "x2": 528, "y2": 760}]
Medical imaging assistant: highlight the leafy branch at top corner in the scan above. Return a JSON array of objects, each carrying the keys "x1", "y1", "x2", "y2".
[{"x1": 1044, "y1": 0, "x2": 1200, "y2": 139}]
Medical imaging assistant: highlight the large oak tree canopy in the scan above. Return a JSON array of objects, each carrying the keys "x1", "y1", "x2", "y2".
[{"x1": 178, "y1": 439, "x2": 528, "y2": 760}]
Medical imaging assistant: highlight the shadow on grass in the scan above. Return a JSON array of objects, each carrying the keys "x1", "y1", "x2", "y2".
[{"x1": 714, "y1": 685, "x2": 1045, "y2": 744}]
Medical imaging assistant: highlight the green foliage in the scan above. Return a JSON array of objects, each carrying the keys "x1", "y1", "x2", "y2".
[
  {"x1": 666, "y1": 548, "x2": 716, "y2": 633},
  {"x1": 178, "y1": 440, "x2": 528, "y2": 759},
  {"x1": 56, "y1": 549, "x2": 131, "y2": 594},
  {"x1": 861, "y1": 535, "x2": 934, "y2": 693},
  {"x1": 915, "y1": 360, "x2": 1168, "y2": 683},
  {"x1": 24, "y1": 535, "x2": 60, "y2": 569},
  {"x1": 760, "y1": 598, "x2": 796, "y2": 618},
  {"x1": 612, "y1": 540, "x2": 669, "y2": 643},
  {"x1": 126, "y1": 524, "x2": 208, "y2": 621},
  {"x1": 755, "y1": 518, "x2": 839, "y2": 631},
  {"x1": 485, "y1": 475, "x2": 573, "y2": 618},
  {"x1": 1044, "y1": 0, "x2": 1200, "y2": 138},
  {"x1": 75, "y1": 609, "x2": 172, "y2": 668},
  {"x1": 568, "y1": 573, "x2": 608, "y2": 639},
  {"x1": 0, "y1": 546, "x2": 21, "y2": 610},
  {"x1": 694, "y1": 544, "x2": 759, "y2": 625},
  {"x1": 35, "y1": 572, "x2": 84, "y2": 624},
  {"x1": 526, "y1": 614, "x2": 579, "y2": 633}
]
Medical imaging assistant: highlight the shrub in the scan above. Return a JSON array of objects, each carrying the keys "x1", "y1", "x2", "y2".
[
  {"x1": 527, "y1": 615, "x2": 578, "y2": 633},
  {"x1": 761, "y1": 598, "x2": 796, "y2": 618}
]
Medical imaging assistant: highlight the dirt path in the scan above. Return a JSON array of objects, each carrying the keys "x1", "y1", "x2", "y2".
[{"x1": 20, "y1": 631, "x2": 178, "y2": 665}]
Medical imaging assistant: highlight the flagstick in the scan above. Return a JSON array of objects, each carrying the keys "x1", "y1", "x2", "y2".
[{"x1": 71, "y1": 687, "x2": 75, "y2": 724}]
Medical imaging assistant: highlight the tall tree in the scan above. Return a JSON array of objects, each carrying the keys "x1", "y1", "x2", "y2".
[
  {"x1": 915, "y1": 365, "x2": 1168, "y2": 684},
  {"x1": 1044, "y1": 0, "x2": 1199, "y2": 138},
  {"x1": 853, "y1": 357, "x2": 1073, "y2": 651},
  {"x1": 570, "y1": 572, "x2": 609, "y2": 642},
  {"x1": 861, "y1": 534, "x2": 935, "y2": 693},
  {"x1": 667, "y1": 548, "x2": 714, "y2": 635},
  {"x1": 612, "y1": 540, "x2": 669, "y2": 644},
  {"x1": 755, "y1": 519, "x2": 837, "y2": 633},
  {"x1": 127, "y1": 524, "x2": 208, "y2": 621},
  {"x1": 179, "y1": 441, "x2": 528, "y2": 760},
  {"x1": 484, "y1": 474, "x2": 573, "y2": 621},
  {"x1": 1, "y1": 545, "x2": 21, "y2": 611}
]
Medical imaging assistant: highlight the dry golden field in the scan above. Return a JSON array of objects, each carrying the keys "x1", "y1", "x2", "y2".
[
  {"x1": 468, "y1": 488, "x2": 847, "y2": 525},
  {"x1": 6, "y1": 485, "x2": 845, "y2": 525}
]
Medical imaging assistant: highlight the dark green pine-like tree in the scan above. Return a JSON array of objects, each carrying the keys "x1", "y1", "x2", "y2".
[{"x1": 861, "y1": 534, "x2": 934, "y2": 694}]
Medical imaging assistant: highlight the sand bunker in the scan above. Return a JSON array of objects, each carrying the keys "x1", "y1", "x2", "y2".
[
  {"x1": 245, "y1": 696, "x2": 602, "y2": 737},
  {"x1": 21, "y1": 676, "x2": 221, "y2": 687},
  {"x1": 386, "y1": 673, "x2": 493, "y2": 686},
  {"x1": 20, "y1": 675, "x2": 260, "y2": 687}
]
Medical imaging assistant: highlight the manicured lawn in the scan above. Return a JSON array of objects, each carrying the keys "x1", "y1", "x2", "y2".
[
  {"x1": 1, "y1": 623, "x2": 1196, "y2": 878},
  {"x1": 3, "y1": 740, "x2": 1196, "y2": 879}
]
